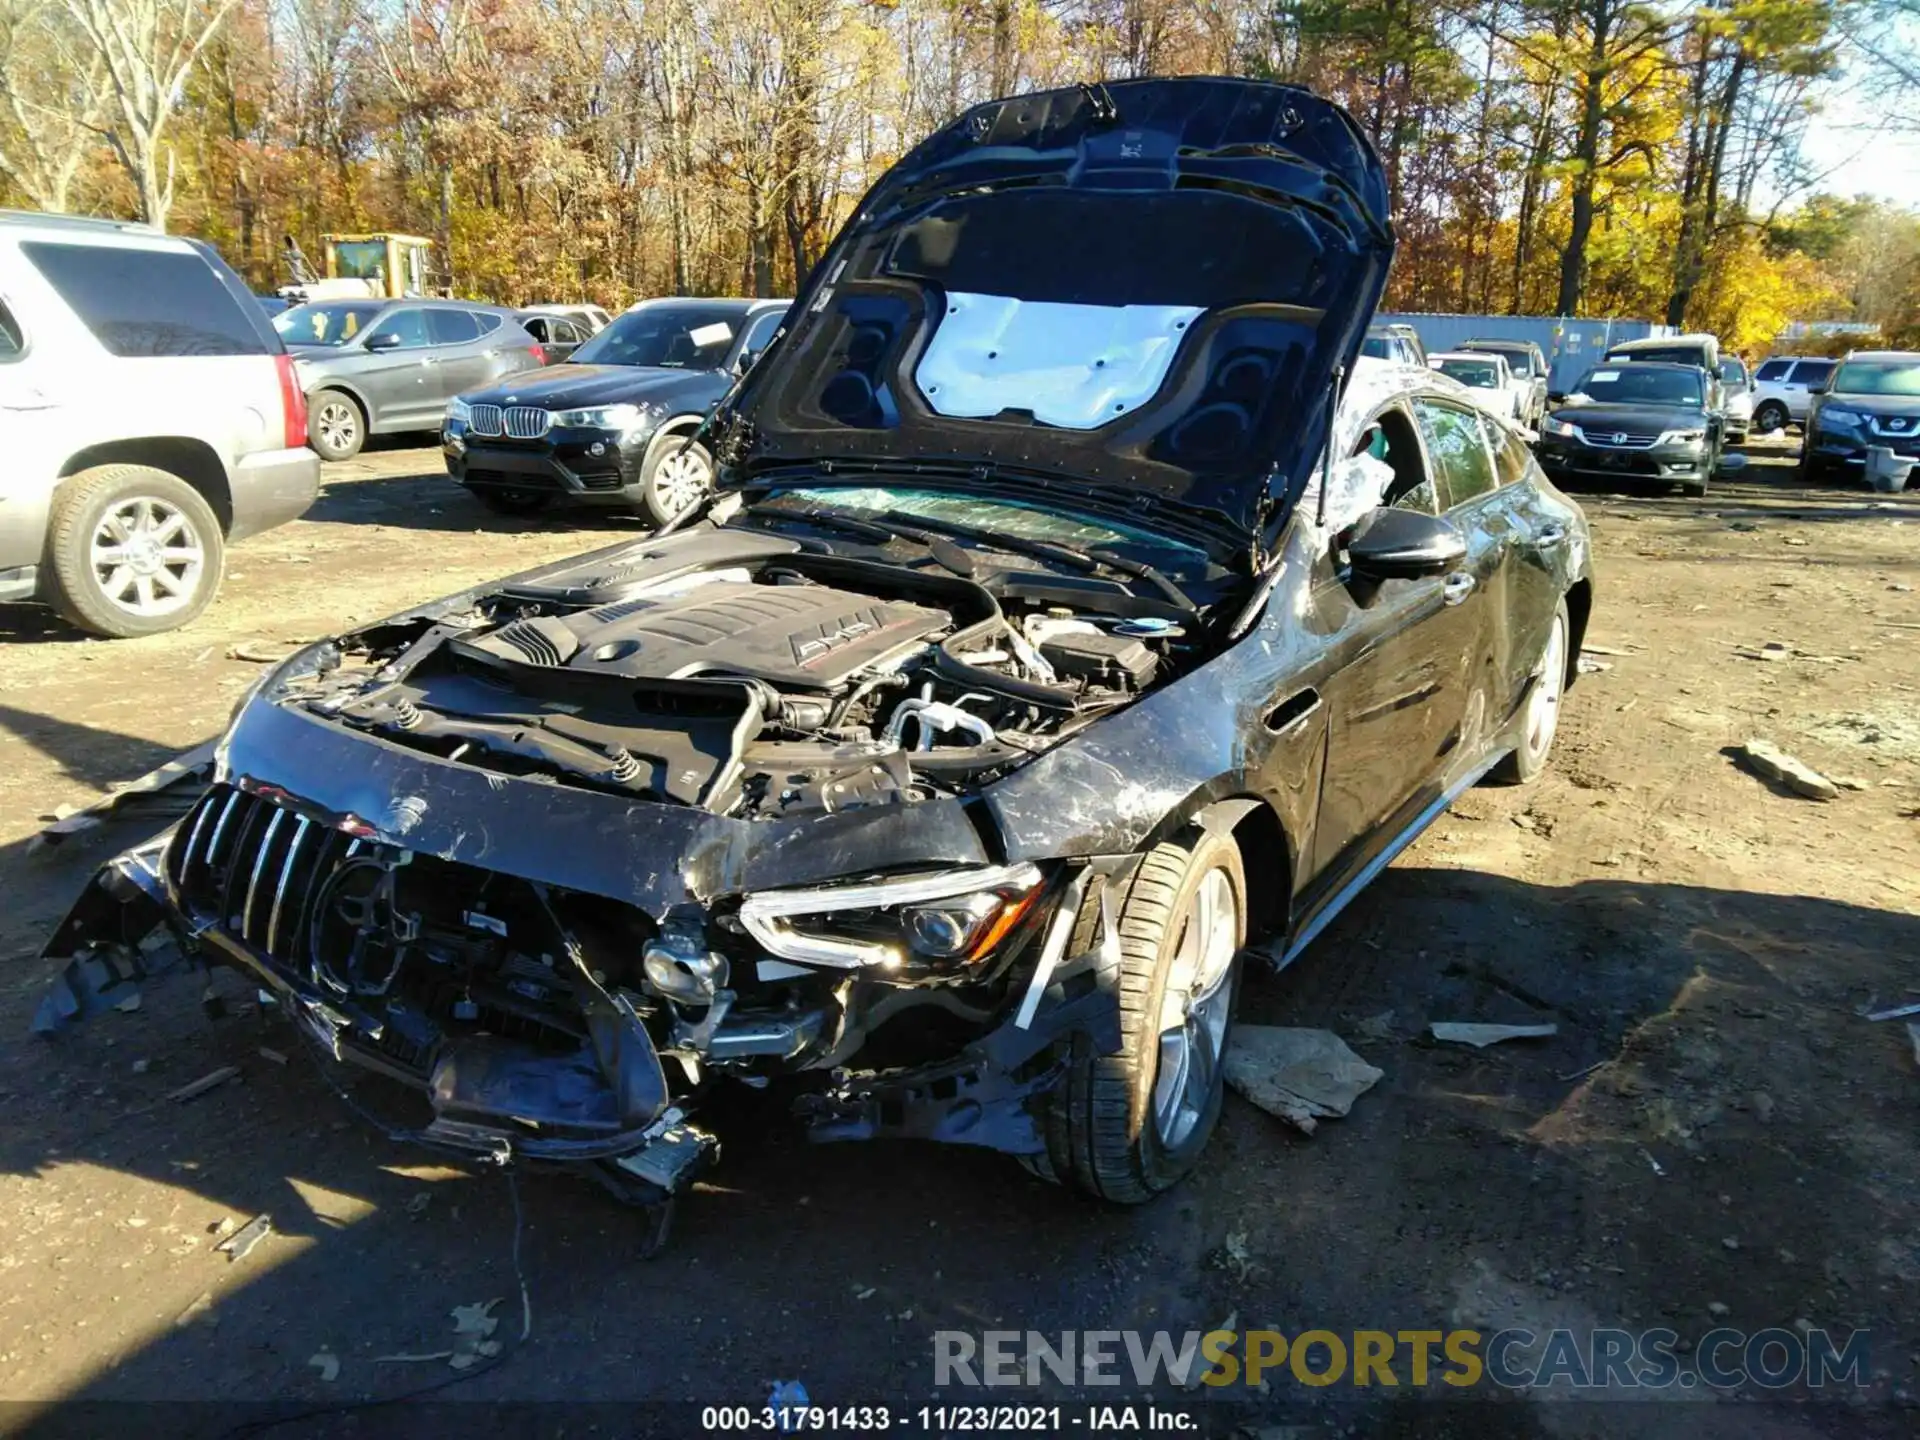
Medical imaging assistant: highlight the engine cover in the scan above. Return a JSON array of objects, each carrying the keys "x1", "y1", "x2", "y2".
[{"x1": 462, "y1": 578, "x2": 950, "y2": 690}]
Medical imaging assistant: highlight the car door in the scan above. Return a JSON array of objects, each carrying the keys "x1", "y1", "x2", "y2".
[
  {"x1": 1786, "y1": 359, "x2": 1834, "y2": 419},
  {"x1": 542, "y1": 317, "x2": 584, "y2": 363},
  {"x1": 1482, "y1": 415, "x2": 1576, "y2": 721},
  {"x1": 425, "y1": 307, "x2": 489, "y2": 404},
  {"x1": 355, "y1": 305, "x2": 433, "y2": 430},
  {"x1": 1305, "y1": 401, "x2": 1485, "y2": 887},
  {"x1": 0, "y1": 292, "x2": 62, "y2": 578}
]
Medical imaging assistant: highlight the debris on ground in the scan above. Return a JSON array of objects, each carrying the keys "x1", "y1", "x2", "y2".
[
  {"x1": 32, "y1": 741, "x2": 215, "y2": 848},
  {"x1": 1577, "y1": 656, "x2": 1613, "y2": 674},
  {"x1": 1865, "y1": 1000, "x2": 1920, "y2": 1022},
  {"x1": 376, "y1": 1350, "x2": 456, "y2": 1364},
  {"x1": 1736, "y1": 738, "x2": 1840, "y2": 800},
  {"x1": 405, "y1": 1191, "x2": 433, "y2": 1218},
  {"x1": 1223, "y1": 1026, "x2": 1383, "y2": 1135},
  {"x1": 449, "y1": 1297, "x2": 505, "y2": 1370},
  {"x1": 228, "y1": 640, "x2": 301, "y2": 663},
  {"x1": 167, "y1": 1065, "x2": 241, "y2": 1103},
  {"x1": 1429, "y1": 1022, "x2": 1559, "y2": 1048},
  {"x1": 215, "y1": 1213, "x2": 272, "y2": 1263},
  {"x1": 1216, "y1": 1230, "x2": 1254, "y2": 1281},
  {"x1": 1356, "y1": 1010, "x2": 1396, "y2": 1041},
  {"x1": 1579, "y1": 642, "x2": 1636, "y2": 657},
  {"x1": 307, "y1": 1352, "x2": 340, "y2": 1382},
  {"x1": 113, "y1": 993, "x2": 142, "y2": 1014}
]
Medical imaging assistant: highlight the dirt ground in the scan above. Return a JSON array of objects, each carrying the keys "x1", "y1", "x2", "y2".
[{"x1": 0, "y1": 439, "x2": 1915, "y2": 1439}]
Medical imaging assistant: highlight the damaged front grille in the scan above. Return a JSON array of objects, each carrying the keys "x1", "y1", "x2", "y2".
[
  {"x1": 167, "y1": 785, "x2": 588, "y2": 1066},
  {"x1": 169, "y1": 785, "x2": 366, "y2": 961}
]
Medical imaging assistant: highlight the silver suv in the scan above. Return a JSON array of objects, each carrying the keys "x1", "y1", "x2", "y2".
[
  {"x1": 0, "y1": 212, "x2": 319, "y2": 637},
  {"x1": 275, "y1": 298, "x2": 545, "y2": 461}
]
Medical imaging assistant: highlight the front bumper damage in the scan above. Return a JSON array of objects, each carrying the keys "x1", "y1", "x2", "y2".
[{"x1": 34, "y1": 770, "x2": 1131, "y2": 1212}]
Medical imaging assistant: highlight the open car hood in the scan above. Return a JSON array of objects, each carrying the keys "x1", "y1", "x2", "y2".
[{"x1": 719, "y1": 78, "x2": 1394, "y2": 546}]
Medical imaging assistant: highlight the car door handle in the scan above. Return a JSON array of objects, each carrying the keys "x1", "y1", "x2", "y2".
[
  {"x1": 1535, "y1": 526, "x2": 1567, "y2": 546},
  {"x1": 1442, "y1": 572, "x2": 1476, "y2": 606}
]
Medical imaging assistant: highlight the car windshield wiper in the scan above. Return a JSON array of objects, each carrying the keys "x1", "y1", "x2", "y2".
[
  {"x1": 745, "y1": 501, "x2": 978, "y2": 577},
  {"x1": 878, "y1": 511, "x2": 1200, "y2": 617}
]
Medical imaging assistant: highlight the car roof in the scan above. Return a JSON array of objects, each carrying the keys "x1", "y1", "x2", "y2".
[
  {"x1": 1461, "y1": 338, "x2": 1535, "y2": 349},
  {"x1": 1608, "y1": 333, "x2": 1717, "y2": 349},
  {"x1": 1433, "y1": 350, "x2": 1502, "y2": 361},
  {"x1": 1590, "y1": 359, "x2": 1701, "y2": 371},
  {"x1": 1837, "y1": 350, "x2": 1920, "y2": 363}
]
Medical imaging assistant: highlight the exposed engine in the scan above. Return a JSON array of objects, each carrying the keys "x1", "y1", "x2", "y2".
[{"x1": 281, "y1": 533, "x2": 1206, "y2": 821}]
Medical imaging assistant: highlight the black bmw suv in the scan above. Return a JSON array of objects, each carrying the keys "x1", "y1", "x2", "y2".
[
  {"x1": 445, "y1": 297, "x2": 789, "y2": 524},
  {"x1": 1801, "y1": 351, "x2": 1920, "y2": 485},
  {"x1": 1536, "y1": 361, "x2": 1720, "y2": 496}
]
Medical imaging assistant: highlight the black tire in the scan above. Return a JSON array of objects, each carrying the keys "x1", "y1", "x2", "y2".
[
  {"x1": 472, "y1": 486, "x2": 553, "y2": 517},
  {"x1": 637, "y1": 431, "x2": 714, "y2": 526},
  {"x1": 308, "y1": 389, "x2": 365, "y2": 461},
  {"x1": 1490, "y1": 599, "x2": 1569, "y2": 785},
  {"x1": 1681, "y1": 476, "x2": 1709, "y2": 498},
  {"x1": 1025, "y1": 829, "x2": 1245, "y2": 1203},
  {"x1": 44, "y1": 465, "x2": 225, "y2": 637},
  {"x1": 1752, "y1": 401, "x2": 1789, "y2": 433}
]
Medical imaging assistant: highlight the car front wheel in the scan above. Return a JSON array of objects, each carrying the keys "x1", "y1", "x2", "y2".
[
  {"x1": 1026, "y1": 829, "x2": 1245, "y2": 1203},
  {"x1": 1753, "y1": 400, "x2": 1789, "y2": 433},
  {"x1": 45, "y1": 465, "x2": 225, "y2": 637},
  {"x1": 637, "y1": 431, "x2": 713, "y2": 526}
]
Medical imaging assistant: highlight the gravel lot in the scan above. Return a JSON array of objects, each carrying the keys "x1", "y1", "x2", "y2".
[{"x1": 0, "y1": 440, "x2": 1916, "y2": 1438}]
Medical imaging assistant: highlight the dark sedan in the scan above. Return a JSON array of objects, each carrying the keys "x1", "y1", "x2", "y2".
[
  {"x1": 1535, "y1": 361, "x2": 1720, "y2": 496},
  {"x1": 1800, "y1": 351, "x2": 1920, "y2": 484},
  {"x1": 37, "y1": 78, "x2": 1591, "y2": 1226},
  {"x1": 445, "y1": 298, "x2": 789, "y2": 523}
]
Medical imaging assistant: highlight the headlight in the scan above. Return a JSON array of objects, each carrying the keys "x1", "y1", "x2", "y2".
[
  {"x1": 1817, "y1": 406, "x2": 1863, "y2": 428},
  {"x1": 739, "y1": 863, "x2": 1046, "y2": 971},
  {"x1": 446, "y1": 396, "x2": 471, "y2": 425},
  {"x1": 1656, "y1": 428, "x2": 1706, "y2": 446},
  {"x1": 550, "y1": 402, "x2": 644, "y2": 431},
  {"x1": 1541, "y1": 416, "x2": 1578, "y2": 438}
]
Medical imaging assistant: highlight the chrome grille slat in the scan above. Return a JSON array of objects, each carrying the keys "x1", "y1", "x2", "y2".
[
  {"x1": 504, "y1": 406, "x2": 550, "y2": 439},
  {"x1": 202, "y1": 790, "x2": 242, "y2": 879},
  {"x1": 267, "y1": 816, "x2": 312, "y2": 955},
  {"x1": 241, "y1": 809, "x2": 286, "y2": 944},
  {"x1": 469, "y1": 403, "x2": 504, "y2": 437},
  {"x1": 218, "y1": 796, "x2": 269, "y2": 925}
]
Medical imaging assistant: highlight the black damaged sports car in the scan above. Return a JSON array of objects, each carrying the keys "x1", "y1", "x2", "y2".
[{"x1": 36, "y1": 78, "x2": 1593, "y2": 1221}]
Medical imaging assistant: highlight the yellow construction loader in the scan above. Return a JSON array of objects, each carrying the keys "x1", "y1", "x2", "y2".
[{"x1": 278, "y1": 233, "x2": 444, "y2": 303}]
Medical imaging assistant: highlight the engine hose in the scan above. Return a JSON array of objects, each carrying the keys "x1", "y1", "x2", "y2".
[{"x1": 933, "y1": 637, "x2": 1079, "y2": 712}]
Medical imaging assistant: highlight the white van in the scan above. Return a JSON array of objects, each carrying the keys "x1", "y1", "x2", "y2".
[{"x1": 0, "y1": 212, "x2": 319, "y2": 636}]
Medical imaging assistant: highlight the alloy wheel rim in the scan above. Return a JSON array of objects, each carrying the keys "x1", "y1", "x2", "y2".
[
  {"x1": 654, "y1": 447, "x2": 711, "y2": 516},
  {"x1": 90, "y1": 497, "x2": 205, "y2": 618},
  {"x1": 317, "y1": 401, "x2": 356, "y2": 452},
  {"x1": 1526, "y1": 614, "x2": 1567, "y2": 759},
  {"x1": 1153, "y1": 867, "x2": 1238, "y2": 1149}
]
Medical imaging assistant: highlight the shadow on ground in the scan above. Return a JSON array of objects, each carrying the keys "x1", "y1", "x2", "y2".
[{"x1": 1, "y1": 804, "x2": 1910, "y2": 1438}]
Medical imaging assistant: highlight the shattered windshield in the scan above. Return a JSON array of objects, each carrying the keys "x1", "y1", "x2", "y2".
[{"x1": 754, "y1": 485, "x2": 1211, "y2": 574}]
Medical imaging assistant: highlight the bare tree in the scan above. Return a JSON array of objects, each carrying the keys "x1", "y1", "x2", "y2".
[
  {"x1": 0, "y1": 0, "x2": 105, "y2": 211},
  {"x1": 62, "y1": 0, "x2": 239, "y2": 228}
]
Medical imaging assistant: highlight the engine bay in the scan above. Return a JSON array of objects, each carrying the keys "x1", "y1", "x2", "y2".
[{"x1": 283, "y1": 527, "x2": 1226, "y2": 819}]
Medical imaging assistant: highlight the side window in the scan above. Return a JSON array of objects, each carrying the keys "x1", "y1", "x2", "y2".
[
  {"x1": 21, "y1": 241, "x2": 270, "y2": 358},
  {"x1": 1792, "y1": 359, "x2": 1834, "y2": 387},
  {"x1": 427, "y1": 308, "x2": 479, "y2": 346},
  {"x1": 1372, "y1": 407, "x2": 1439, "y2": 515},
  {"x1": 556, "y1": 319, "x2": 586, "y2": 343},
  {"x1": 367, "y1": 308, "x2": 429, "y2": 349},
  {"x1": 1415, "y1": 398, "x2": 1496, "y2": 509},
  {"x1": 740, "y1": 308, "x2": 785, "y2": 357},
  {"x1": 0, "y1": 299, "x2": 22, "y2": 360},
  {"x1": 521, "y1": 316, "x2": 549, "y2": 342},
  {"x1": 1755, "y1": 359, "x2": 1792, "y2": 383},
  {"x1": 1493, "y1": 423, "x2": 1532, "y2": 487},
  {"x1": 472, "y1": 310, "x2": 504, "y2": 334}
]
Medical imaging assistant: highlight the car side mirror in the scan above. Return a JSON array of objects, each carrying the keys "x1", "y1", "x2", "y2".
[
  {"x1": 1809, "y1": 381, "x2": 1830, "y2": 396},
  {"x1": 365, "y1": 331, "x2": 402, "y2": 352},
  {"x1": 1347, "y1": 507, "x2": 1467, "y2": 584}
]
